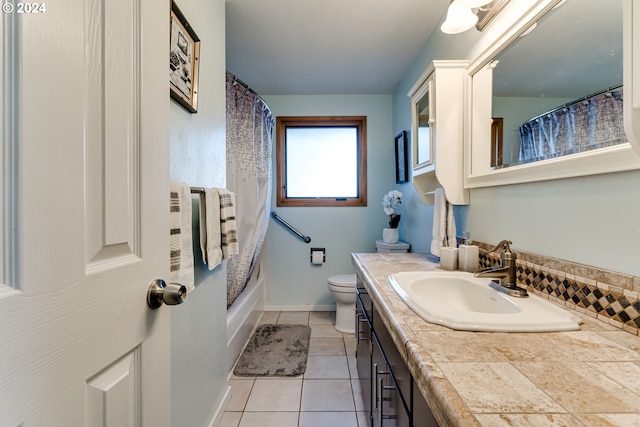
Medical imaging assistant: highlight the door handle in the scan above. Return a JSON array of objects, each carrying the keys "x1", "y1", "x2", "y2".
[{"x1": 147, "y1": 279, "x2": 187, "y2": 308}]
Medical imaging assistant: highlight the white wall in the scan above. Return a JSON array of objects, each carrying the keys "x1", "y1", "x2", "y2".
[
  {"x1": 394, "y1": 0, "x2": 640, "y2": 277},
  {"x1": 169, "y1": 0, "x2": 229, "y2": 425},
  {"x1": 261, "y1": 95, "x2": 393, "y2": 308}
]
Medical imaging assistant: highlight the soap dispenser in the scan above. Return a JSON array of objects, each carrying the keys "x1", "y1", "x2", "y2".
[{"x1": 458, "y1": 232, "x2": 479, "y2": 272}]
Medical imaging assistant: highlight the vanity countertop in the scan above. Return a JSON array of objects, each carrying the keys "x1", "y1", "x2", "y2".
[{"x1": 352, "y1": 252, "x2": 640, "y2": 427}]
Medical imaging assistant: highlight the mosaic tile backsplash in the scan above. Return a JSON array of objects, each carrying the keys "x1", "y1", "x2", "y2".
[{"x1": 478, "y1": 243, "x2": 640, "y2": 336}]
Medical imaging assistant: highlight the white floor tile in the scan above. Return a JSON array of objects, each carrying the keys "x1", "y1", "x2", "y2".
[
  {"x1": 277, "y1": 311, "x2": 310, "y2": 325},
  {"x1": 351, "y1": 379, "x2": 366, "y2": 411},
  {"x1": 227, "y1": 379, "x2": 255, "y2": 411},
  {"x1": 309, "y1": 311, "x2": 335, "y2": 325},
  {"x1": 344, "y1": 335, "x2": 357, "y2": 356},
  {"x1": 259, "y1": 311, "x2": 279, "y2": 325},
  {"x1": 238, "y1": 412, "x2": 299, "y2": 427},
  {"x1": 299, "y1": 411, "x2": 358, "y2": 427},
  {"x1": 347, "y1": 355, "x2": 358, "y2": 378},
  {"x1": 300, "y1": 379, "x2": 355, "y2": 412},
  {"x1": 310, "y1": 324, "x2": 343, "y2": 339},
  {"x1": 218, "y1": 412, "x2": 242, "y2": 427},
  {"x1": 308, "y1": 338, "x2": 346, "y2": 356},
  {"x1": 305, "y1": 355, "x2": 350, "y2": 379},
  {"x1": 244, "y1": 379, "x2": 302, "y2": 412},
  {"x1": 356, "y1": 411, "x2": 371, "y2": 427}
]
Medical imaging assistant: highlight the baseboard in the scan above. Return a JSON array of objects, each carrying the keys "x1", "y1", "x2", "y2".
[
  {"x1": 206, "y1": 384, "x2": 232, "y2": 427},
  {"x1": 263, "y1": 304, "x2": 336, "y2": 312}
]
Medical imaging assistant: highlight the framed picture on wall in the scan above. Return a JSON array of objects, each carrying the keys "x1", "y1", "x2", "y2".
[
  {"x1": 170, "y1": 1, "x2": 200, "y2": 113},
  {"x1": 394, "y1": 131, "x2": 408, "y2": 184}
]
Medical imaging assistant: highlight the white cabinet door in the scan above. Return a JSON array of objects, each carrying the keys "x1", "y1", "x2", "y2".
[{"x1": 0, "y1": 0, "x2": 171, "y2": 425}]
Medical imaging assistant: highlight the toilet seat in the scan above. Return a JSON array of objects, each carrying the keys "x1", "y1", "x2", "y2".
[{"x1": 328, "y1": 274, "x2": 357, "y2": 289}]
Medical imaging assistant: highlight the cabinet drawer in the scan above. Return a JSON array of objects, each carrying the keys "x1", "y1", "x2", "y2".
[
  {"x1": 373, "y1": 335, "x2": 410, "y2": 427},
  {"x1": 373, "y1": 312, "x2": 411, "y2": 407}
]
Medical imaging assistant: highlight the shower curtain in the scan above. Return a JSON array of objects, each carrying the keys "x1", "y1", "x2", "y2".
[
  {"x1": 225, "y1": 72, "x2": 274, "y2": 308},
  {"x1": 518, "y1": 88, "x2": 626, "y2": 164}
]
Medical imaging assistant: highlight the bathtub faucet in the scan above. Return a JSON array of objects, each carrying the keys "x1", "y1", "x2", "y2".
[{"x1": 474, "y1": 240, "x2": 528, "y2": 297}]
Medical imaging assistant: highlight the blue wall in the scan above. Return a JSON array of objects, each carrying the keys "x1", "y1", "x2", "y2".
[
  {"x1": 169, "y1": 0, "x2": 229, "y2": 425},
  {"x1": 262, "y1": 95, "x2": 394, "y2": 308}
]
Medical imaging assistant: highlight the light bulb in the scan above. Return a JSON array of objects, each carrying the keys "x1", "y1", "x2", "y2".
[{"x1": 441, "y1": 1, "x2": 478, "y2": 34}]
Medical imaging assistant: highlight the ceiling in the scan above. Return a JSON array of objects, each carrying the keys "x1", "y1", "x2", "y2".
[
  {"x1": 225, "y1": 0, "x2": 449, "y2": 95},
  {"x1": 225, "y1": 0, "x2": 623, "y2": 99}
]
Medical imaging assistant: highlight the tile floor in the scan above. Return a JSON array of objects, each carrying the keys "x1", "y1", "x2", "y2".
[{"x1": 218, "y1": 311, "x2": 369, "y2": 427}]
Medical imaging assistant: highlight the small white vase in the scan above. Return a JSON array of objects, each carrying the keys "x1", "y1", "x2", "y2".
[{"x1": 382, "y1": 228, "x2": 399, "y2": 244}]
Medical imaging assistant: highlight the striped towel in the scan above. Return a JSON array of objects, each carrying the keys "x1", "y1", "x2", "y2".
[
  {"x1": 200, "y1": 188, "x2": 223, "y2": 270},
  {"x1": 218, "y1": 189, "x2": 239, "y2": 259},
  {"x1": 169, "y1": 180, "x2": 194, "y2": 291}
]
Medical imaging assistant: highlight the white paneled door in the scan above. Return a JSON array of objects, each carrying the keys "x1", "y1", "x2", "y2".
[{"x1": 0, "y1": 0, "x2": 171, "y2": 426}]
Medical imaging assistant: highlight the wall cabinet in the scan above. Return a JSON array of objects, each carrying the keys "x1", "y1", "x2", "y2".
[
  {"x1": 356, "y1": 281, "x2": 439, "y2": 427},
  {"x1": 407, "y1": 60, "x2": 469, "y2": 205}
]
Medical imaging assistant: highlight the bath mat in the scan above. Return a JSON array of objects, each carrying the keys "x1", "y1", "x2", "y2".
[{"x1": 233, "y1": 324, "x2": 311, "y2": 377}]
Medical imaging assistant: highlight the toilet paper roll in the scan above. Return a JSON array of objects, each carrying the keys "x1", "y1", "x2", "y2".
[{"x1": 311, "y1": 250, "x2": 324, "y2": 265}]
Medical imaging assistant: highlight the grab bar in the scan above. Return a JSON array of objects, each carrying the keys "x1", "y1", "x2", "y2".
[{"x1": 270, "y1": 211, "x2": 311, "y2": 243}]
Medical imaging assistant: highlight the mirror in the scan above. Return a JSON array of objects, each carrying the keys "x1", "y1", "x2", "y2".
[
  {"x1": 493, "y1": 0, "x2": 622, "y2": 168},
  {"x1": 410, "y1": 73, "x2": 434, "y2": 170},
  {"x1": 466, "y1": 0, "x2": 640, "y2": 187}
]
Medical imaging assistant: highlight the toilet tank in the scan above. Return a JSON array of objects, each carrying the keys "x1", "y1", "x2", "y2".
[{"x1": 375, "y1": 240, "x2": 410, "y2": 253}]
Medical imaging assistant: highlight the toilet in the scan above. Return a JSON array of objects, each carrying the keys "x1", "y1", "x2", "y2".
[{"x1": 327, "y1": 274, "x2": 358, "y2": 333}]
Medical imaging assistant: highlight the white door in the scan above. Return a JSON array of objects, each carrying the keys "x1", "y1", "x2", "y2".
[{"x1": 0, "y1": 0, "x2": 172, "y2": 426}]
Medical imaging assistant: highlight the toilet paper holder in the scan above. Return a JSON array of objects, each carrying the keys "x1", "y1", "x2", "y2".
[{"x1": 310, "y1": 248, "x2": 326, "y2": 263}]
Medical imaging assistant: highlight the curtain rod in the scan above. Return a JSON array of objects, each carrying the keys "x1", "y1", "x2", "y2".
[
  {"x1": 227, "y1": 72, "x2": 259, "y2": 97},
  {"x1": 525, "y1": 84, "x2": 623, "y2": 123},
  {"x1": 226, "y1": 71, "x2": 273, "y2": 117}
]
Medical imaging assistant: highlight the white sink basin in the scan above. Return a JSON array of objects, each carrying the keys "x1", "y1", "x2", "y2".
[{"x1": 387, "y1": 271, "x2": 582, "y2": 332}]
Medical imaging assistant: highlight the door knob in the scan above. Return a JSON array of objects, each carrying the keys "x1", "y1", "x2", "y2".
[{"x1": 147, "y1": 279, "x2": 187, "y2": 309}]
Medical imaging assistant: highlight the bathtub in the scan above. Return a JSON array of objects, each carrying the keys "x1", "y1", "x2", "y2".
[{"x1": 226, "y1": 265, "x2": 264, "y2": 373}]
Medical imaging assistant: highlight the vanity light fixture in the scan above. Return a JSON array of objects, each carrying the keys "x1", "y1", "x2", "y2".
[
  {"x1": 458, "y1": 0, "x2": 493, "y2": 7},
  {"x1": 441, "y1": 0, "x2": 478, "y2": 34},
  {"x1": 441, "y1": 0, "x2": 511, "y2": 34}
]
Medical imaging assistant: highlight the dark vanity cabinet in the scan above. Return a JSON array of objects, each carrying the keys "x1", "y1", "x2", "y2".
[
  {"x1": 372, "y1": 333, "x2": 411, "y2": 426},
  {"x1": 356, "y1": 284, "x2": 373, "y2": 421},
  {"x1": 356, "y1": 280, "x2": 439, "y2": 427}
]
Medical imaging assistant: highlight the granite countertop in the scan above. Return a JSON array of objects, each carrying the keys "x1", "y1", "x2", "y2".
[{"x1": 352, "y1": 252, "x2": 640, "y2": 427}]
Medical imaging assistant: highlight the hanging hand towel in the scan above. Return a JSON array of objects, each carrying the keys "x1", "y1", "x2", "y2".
[
  {"x1": 169, "y1": 180, "x2": 195, "y2": 292},
  {"x1": 430, "y1": 187, "x2": 456, "y2": 257},
  {"x1": 446, "y1": 193, "x2": 457, "y2": 250},
  {"x1": 218, "y1": 189, "x2": 240, "y2": 259},
  {"x1": 200, "y1": 188, "x2": 223, "y2": 270}
]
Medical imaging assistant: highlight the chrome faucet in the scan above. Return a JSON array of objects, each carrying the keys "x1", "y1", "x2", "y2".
[{"x1": 474, "y1": 240, "x2": 528, "y2": 297}]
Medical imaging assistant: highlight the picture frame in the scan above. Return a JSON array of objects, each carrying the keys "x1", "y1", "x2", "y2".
[
  {"x1": 394, "y1": 131, "x2": 408, "y2": 184},
  {"x1": 170, "y1": 1, "x2": 200, "y2": 113}
]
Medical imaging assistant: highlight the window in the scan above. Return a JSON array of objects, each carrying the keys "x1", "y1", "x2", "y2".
[{"x1": 276, "y1": 116, "x2": 367, "y2": 207}]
